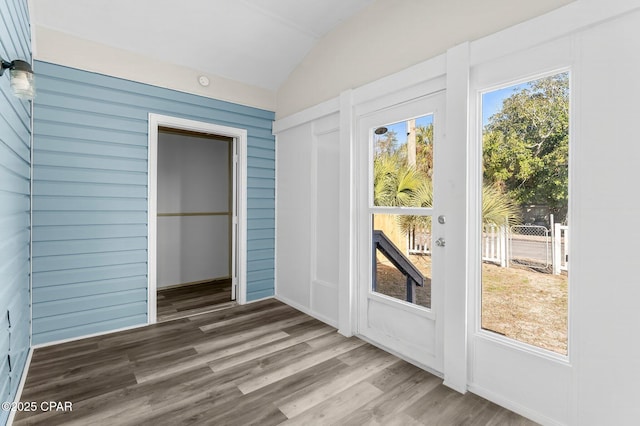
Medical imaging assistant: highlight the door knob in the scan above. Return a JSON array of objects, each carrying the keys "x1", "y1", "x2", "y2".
[{"x1": 435, "y1": 237, "x2": 445, "y2": 247}]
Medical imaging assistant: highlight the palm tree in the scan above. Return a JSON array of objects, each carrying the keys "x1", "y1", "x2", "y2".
[
  {"x1": 482, "y1": 184, "x2": 520, "y2": 227},
  {"x1": 397, "y1": 179, "x2": 432, "y2": 235},
  {"x1": 373, "y1": 153, "x2": 422, "y2": 207},
  {"x1": 373, "y1": 153, "x2": 520, "y2": 237}
]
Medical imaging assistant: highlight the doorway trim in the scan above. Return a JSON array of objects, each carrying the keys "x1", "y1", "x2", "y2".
[{"x1": 147, "y1": 113, "x2": 248, "y2": 323}]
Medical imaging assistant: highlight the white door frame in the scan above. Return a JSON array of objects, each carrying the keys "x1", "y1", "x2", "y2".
[
  {"x1": 355, "y1": 91, "x2": 447, "y2": 374},
  {"x1": 147, "y1": 113, "x2": 248, "y2": 323}
]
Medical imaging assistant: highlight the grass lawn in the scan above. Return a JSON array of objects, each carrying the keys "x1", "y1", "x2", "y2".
[
  {"x1": 481, "y1": 262, "x2": 567, "y2": 354},
  {"x1": 375, "y1": 255, "x2": 568, "y2": 354}
]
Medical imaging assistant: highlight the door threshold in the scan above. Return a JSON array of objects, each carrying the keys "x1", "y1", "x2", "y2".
[{"x1": 158, "y1": 301, "x2": 237, "y2": 323}]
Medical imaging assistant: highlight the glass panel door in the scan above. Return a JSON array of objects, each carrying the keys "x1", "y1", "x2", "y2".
[{"x1": 358, "y1": 93, "x2": 446, "y2": 372}]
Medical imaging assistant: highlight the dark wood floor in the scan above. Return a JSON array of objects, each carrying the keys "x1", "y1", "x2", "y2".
[
  {"x1": 157, "y1": 279, "x2": 234, "y2": 322},
  {"x1": 15, "y1": 299, "x2": 537, "y2": 425}
]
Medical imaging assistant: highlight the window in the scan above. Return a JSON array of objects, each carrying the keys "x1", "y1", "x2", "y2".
[
  {"x1": 480, "y1": 72, "x2": 569, "y2": 355},
  {"x1": 371, "y1": 115, "x2": 434, "y2": 308}
]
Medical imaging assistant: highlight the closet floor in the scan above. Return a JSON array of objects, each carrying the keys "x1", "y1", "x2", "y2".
[{"x1": 157, "y1": 279, "x2": 234, "y2": 322}]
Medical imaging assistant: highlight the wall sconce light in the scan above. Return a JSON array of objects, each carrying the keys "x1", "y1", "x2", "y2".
[{"x1": 1, "y1": 57, "x2": 35, "y2": 100}]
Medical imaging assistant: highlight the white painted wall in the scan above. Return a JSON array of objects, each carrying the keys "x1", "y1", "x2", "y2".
[
  {"x1": 276, "y1": 0, "x2": 575, "y2": 118},
  {"x1": 33, "y1": 27, "x2": 276, "y2": 111},
  {"x1": 157, "y1": 131, "x2": 230, "y2": 288},
  {"x1": 275, "y1": 113, "x2": 341, "y2": 327},
  {"x1": 571, "y1": 8, "x2": 640, "y2": 423}
]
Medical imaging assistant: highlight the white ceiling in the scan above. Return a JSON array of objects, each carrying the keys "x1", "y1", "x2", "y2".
[{"x1": 32, "y1": 0, "x2": 375, "y2": 91}]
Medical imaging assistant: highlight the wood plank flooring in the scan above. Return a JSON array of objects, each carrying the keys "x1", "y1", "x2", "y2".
[
  {"x1": 15, "y1": 300, "x2": 537, "y2": 425},
  {"x1": 157, "y1": 279, "x2": 234, "y2": 322}
]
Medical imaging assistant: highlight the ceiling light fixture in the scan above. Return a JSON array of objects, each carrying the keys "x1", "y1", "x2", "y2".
[{"x1": 1, "y1": 56, "x2": 35, "y2": 100}]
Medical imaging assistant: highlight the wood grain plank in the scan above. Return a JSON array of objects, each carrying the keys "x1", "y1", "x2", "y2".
[
  {"x1": 281, "y1": 381, "x2": 384, "y2": 425},
  {"x1": 157, "y1": 301, "x2": 236, "y2": 322},
  {"x1": 201, "y1": 358, "x2": 348, "y2": 425},
  {"x1": 277, "y1": 344, "x2": 399, "y2": 418},
  {"x1": 195, "y1": 302, "x2": 293, "y2": 331},
  {"x1": 208, "y1": 324, "x2": 335, "y2": 373},
  {"x1": 236, "y1": 334, "x2": 365, "y2": 394},
  {"x1": 404, "y1": 383, "x2": 474, "y2": 424},
  {"x1": 15, "y1": 300, "x2": 537, "y2": 425},
  {"x1": 339, "y1": 365, "x2": 441, "y2": 425},
  {"x1": 135, "y1": 331, "x2": 291, "y2": 383},
  {"x1": 185, "y1": 298, "x2": 283, "y2": 324}
]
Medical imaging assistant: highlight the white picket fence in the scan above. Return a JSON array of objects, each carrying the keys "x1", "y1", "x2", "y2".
[
  {"x1": 483, "y1": 224, "x2": 508, "y2": 267},
  {"x1": 408, "y1": 220, "x2": 569, "y2": 275},
  {"x1": 481, "y1": 221, "x2": 568, "y2": 275},
  {"x1": 553, "y1": 223, "x2": 569, "y2": 274},
  {"x1": 407, "y1": 227, "x2": 431, "y2": 255}
]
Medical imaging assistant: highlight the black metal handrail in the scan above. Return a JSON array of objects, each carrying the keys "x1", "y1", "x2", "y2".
[{"x1": 372, "y1": 230, "x2": 424, "y2": 303}]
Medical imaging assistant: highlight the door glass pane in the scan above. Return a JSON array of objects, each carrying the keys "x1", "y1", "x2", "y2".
[
  {"x1": 372, "y1": 115, "x2": 434, "y2": 207},
  {"x1": 372, "y1": 214, "x2": 431, "y2": 308},
  {"x1": 480, "y1": 72, "x2": 569, "y2": 355}
]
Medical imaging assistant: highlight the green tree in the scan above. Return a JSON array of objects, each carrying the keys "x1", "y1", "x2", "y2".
[
  {"x1": 415, "y1": 124, "x2": 434, "y2": 178},
  {"x1": 483, "y1": 73, "x2": 569, "y2": 221}
]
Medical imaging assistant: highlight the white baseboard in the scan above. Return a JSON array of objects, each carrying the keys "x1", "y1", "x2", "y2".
[
  {"x1": 356, "y1": 333, "x2": 444, "y2": 380},
  {"x1": 275, "y1": 294, "x2": 339, "y2": 328},
  {"x1": 244, "y1": 295, "x2": 275, "y2": 304},
  {"x1": 31, "y1": 322, "x2": 148, "y2": 349},
  {"x1": 468, "y1": 383, "x2": 566, "y2": 426},
  {"x1": 443, "y1": 378, "x2": 468, "y2": 394}
]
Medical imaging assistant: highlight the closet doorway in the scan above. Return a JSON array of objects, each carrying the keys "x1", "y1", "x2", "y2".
[{"x1": 148, "y1": 114, "x2": 248, "y2": 323}]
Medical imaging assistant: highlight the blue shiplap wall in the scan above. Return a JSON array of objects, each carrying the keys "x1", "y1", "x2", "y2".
[
  {"x1": 0, "y1": 1, "x2": 32, "y2": 424},
  {"x1": 32, "y1": 61, "x2": 275, "y2": 345}
]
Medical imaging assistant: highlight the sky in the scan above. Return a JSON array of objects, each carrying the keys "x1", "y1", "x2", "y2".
[
  {"x1": 374, "y1": 81, "x2": 529, "y2": 145},
  {"x1": 482, "y1": 82, "x2": 530, "y2": 126},
  {"x1": 379, "y1": 114, "x2": 433, "y2": 147}
]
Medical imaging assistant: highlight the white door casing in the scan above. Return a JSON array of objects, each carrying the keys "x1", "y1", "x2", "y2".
[
  {"x1": 231, "y1": 138, "x2": 239, "y2": 301},
  {"x1": 148, "y1": 114, "x2": 248, "y2": 323}
]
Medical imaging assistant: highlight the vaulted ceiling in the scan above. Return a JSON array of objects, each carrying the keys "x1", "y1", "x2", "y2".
[{"x1": 31, "y1": 0, "x2": 375, "y2": 91}]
